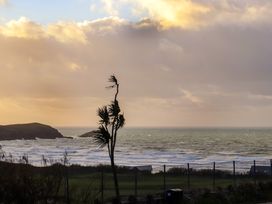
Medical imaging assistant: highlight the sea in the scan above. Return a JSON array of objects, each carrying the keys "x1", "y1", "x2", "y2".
[{"x1": 0, "y1": 127, "x2": 272, "y2": 172}]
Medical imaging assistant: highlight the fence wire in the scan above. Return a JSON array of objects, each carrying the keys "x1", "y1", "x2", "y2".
[{"x1": 0, "y1": 159, "x2": 272, "y2": 203}]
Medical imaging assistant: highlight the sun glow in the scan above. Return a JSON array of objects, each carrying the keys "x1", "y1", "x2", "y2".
[{"x1": 128, "y1": 0, "x2": 210, "y2": 29}]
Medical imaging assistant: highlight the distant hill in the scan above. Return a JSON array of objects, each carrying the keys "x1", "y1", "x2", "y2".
[
  {"x1": 0, "y1": 123, "x2": 64, "y2": 140},
  {"x1": 78, "y1": 130, "x2": 96, "y2": 138}
]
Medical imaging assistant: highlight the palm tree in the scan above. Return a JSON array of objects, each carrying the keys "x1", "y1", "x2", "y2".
[{"x1": 93, "y1": 75, "x2": 125, "y2": 201}]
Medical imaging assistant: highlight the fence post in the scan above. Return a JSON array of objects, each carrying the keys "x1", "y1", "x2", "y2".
[
  {"x1": 212, "y1": 162, "x2": 215, "y2": 191},
  {"x1": 233, "y1": 161, "x2": 236, "y2": 187},
  {"x1": 65, "y1": 166, "x2": 70, "y2": 204},
  {"x1": 253, "y1": 160, "x2": 256, "y2": 175},
  {"x1": 101, "y1": 168, "x2": 104, "y2": 204},
  {"x1": 134, "y1": 167, "x2": 138, "y2": 198},
  {"x1": 270, "y1": 159, "x2": 272, "y2": 177},
  {"x1": 253, "y1": 160, "x2": 256, "y2": 185},
  {"x1": 163, "y1": 165, "x2": 166, "y2": 192},
  {"x1": 163, "y1": 165, "x2": 166, "y2": 203},
  {"x1": 187, "y1": 163, "x2": 190, "y2": 190}
]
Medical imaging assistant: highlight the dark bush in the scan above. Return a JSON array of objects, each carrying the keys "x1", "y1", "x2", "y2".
[{"x1": 0, "y1": 161, "x2": 63, "y2": 203}]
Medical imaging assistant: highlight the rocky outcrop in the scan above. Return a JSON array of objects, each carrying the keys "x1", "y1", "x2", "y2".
[
  {"x1": 0, "y1": 123, "x2": 64, "y2": 140},
  {"x1": 78, "y1": 130, "x2": 97, "y2": 138}
]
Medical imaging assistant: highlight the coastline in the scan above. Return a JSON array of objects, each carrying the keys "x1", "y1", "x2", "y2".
[{"x1": 0, "y1": 127, "x2": 271, "y2": 173}]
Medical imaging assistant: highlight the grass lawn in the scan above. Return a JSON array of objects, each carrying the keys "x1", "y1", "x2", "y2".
[
  {"x1": 1, "y1": 161, "x2": 271, "y2": 203},
  {"x1": 68, "y1": 171, "x2": 272, "y2": 201}
]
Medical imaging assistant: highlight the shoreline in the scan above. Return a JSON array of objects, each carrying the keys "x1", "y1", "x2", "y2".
[{"x1": 0, "y1": 137, "x2": 271, "y2": 173}]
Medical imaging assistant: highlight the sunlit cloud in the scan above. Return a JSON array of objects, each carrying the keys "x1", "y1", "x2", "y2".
[
  {"x1": 0, "y1": 17, "x2": 126, "y2": 43},
  {"x1": 98, "y1": 0, "x2": 272, "y2": 29},
  {"x1": 0, "y1": 96, "x2": 105, "y2": 126},
  {"x1": 0, "y1": 9, "x2": 272, "y2": 126},
  {"x1": 0, "y1": 17, "x2": 46, "y2": 39},
  {"x1": 68, "y1": 62, "x2": 83, "y2": 72},
  {"x1": 0, "y1": 17, "x2": 86, "y2": 43},
  {"x1": 205, "y1": 0, "x2": 272, "y2": 25},
  {"x1": 129, "y1": 0, "x2": 210, "y2": 29},
  {"x1": 0, "y1": 0, "x2": 8, "y2": 6},
  {"x1": 47, "y1": 21, "x2": 88, "y2": 44}
]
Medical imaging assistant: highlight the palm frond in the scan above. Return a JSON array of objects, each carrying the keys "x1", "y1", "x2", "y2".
[
  {"x1": 109, "y1": 100, "x2": 120, "y2": 117},
  {"x1": 106, "y1": 85, "x2": 116, "y2": 89},
  {"x1": 106, "y1": 75, "x2": 118, "y2": 89},
  {"x1": 117, "y1": 114, "x2": 125, "y2": 129},
  {"x1": 97, "y1": 106, "x2": 109, "y2": 125},
  {"x1": 108, "y1": 75, "x2": 118, "y2": 84},
  {"x1": 92, "y1": 126, "x2": 110, "y2": 148}
]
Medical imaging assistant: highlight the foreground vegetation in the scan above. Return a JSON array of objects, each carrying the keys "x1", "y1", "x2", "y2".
[{"x1": 0, "y1": 161, "x2": 272, "y2": 203}]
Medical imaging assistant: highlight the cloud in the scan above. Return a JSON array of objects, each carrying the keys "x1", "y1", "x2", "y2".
[
  {"x1": 0, "y1": 0, "x2": 8, "y2": 6},
  {"x1": 0, "y1": 17, "x2": 45, "y2": 39},
  {"x1": 98, "y1": 0, "x2": 272, "y2": 29},
  {"x1": 47, "y1": 21, "x2": 88, "y2": 44},
  {"x1": 101, "y1": 0, "x2": 119, "y2": 16},
  {"x1": 0, "y1": 16, "x2": 126, "y2": 43},
  {"x1": 202, "y1": 0, "x2": 272, "y2": 26},
  {"x1": 68, "y1": 62, "x2": 85, "y2": 72},
  {"x1": 159, "y1": 38, "x2": 183, "y2": 53},
  {"x1": 180, "y1": 89, "x2": 203, "y2": 105},
  {"x1": 1, "y1": 15, "x2": 272, "y2": 126},
  {"x1": 129, "y1": 0, "x2": 210, "y2": 28}
]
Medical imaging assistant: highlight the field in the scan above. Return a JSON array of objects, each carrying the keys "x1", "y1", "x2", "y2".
[
  {"x1": 1, "y1": 161, "x2": 272, "y2": 203},
  {"x1": 68, "y1": 168, "x2": 272, "y2": 202}
]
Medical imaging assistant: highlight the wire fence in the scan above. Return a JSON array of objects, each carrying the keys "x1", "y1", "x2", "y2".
[
  {"x1": 65, "y1": 159, "x2": 272, "y2": 203},
  {"x1": 0, "y1": 159, "x2": 272, "y2": 203}
]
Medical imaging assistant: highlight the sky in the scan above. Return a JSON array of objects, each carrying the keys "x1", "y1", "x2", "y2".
[{"x1": 0, "y1": 0, "x2": 272, "y2": 127}]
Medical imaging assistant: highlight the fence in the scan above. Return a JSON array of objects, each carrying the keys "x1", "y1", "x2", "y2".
[
  {"x1": 65, "y1": 159, "x2": 272, "y2": 203},
  {"x1": 0, "y1": 159, "x2": 272, "y2": 203}
]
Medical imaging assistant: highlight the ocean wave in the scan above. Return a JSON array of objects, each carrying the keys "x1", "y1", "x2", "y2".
[{"x1": 0, "y1": 128, "x2": 271, "y2": 172}]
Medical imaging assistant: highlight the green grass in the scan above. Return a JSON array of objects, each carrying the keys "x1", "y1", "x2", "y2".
[
  {"x1": 1, "y1": 161, "x2": 271, "y2": 203},
  {"x1": 68, "y1": 171, "x2": 272, "y2": 201}
]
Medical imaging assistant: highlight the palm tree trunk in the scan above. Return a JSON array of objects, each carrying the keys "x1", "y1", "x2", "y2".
[{"x1": 110, "y1": 156, "x2": 120, "y2": 201}]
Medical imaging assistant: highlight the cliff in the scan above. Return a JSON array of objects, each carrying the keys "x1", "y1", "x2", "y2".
[{"x1": 0, "y1": 123, "x2": 64, "y2": 140}]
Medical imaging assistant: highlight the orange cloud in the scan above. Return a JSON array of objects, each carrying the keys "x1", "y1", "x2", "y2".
[
  {"x1": 47, "y1": 21, "x2": 87, "y2": 44},
  {"x1": 0, "y1": 17, "x2": 126, "y2": 43},
  {"x1": 131, "y1": 0, "x2": 210, "y2": 29},
  {"x1": 102, "y1": 0, "x2": 272, "y2": 29},
  {"x1": 1, "y1": 14, "x2": 272, "y2": 126}
]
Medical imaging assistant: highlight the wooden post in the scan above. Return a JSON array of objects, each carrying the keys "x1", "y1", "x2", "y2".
[
  {"x1": 187, "y1": 163, "x2": 190, "y2": 190},
  {"x1": 101, "y1": 168, "x2": 104, "y2": 204},
  {"x1": 213, "y1": 162, "x2": 215, "y2": 191},
  {"x1": 270, "y1": 159, "x2": 272, "y2": 177},
  {"x1": 163, "y1": 165, "x2": 166, "y2": 203},
  {"x1": 253, "y1": 160, "x2": 256, "y2": 175},
  {"x1": 163, "y1": 165, "x2": 166, "y2": 192},
  {"x1": 253, "y1": 160, "x2": 256, "y2": 185},
  {"x1": 233, "y1": 161, "x2": 236, "y2": 186},
  {"x1": 65, "y1": 166, "x2": 70, "y2": 204},
  {"x1": 134, "y1": 168, "x2": 138, "y2": 198}
]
